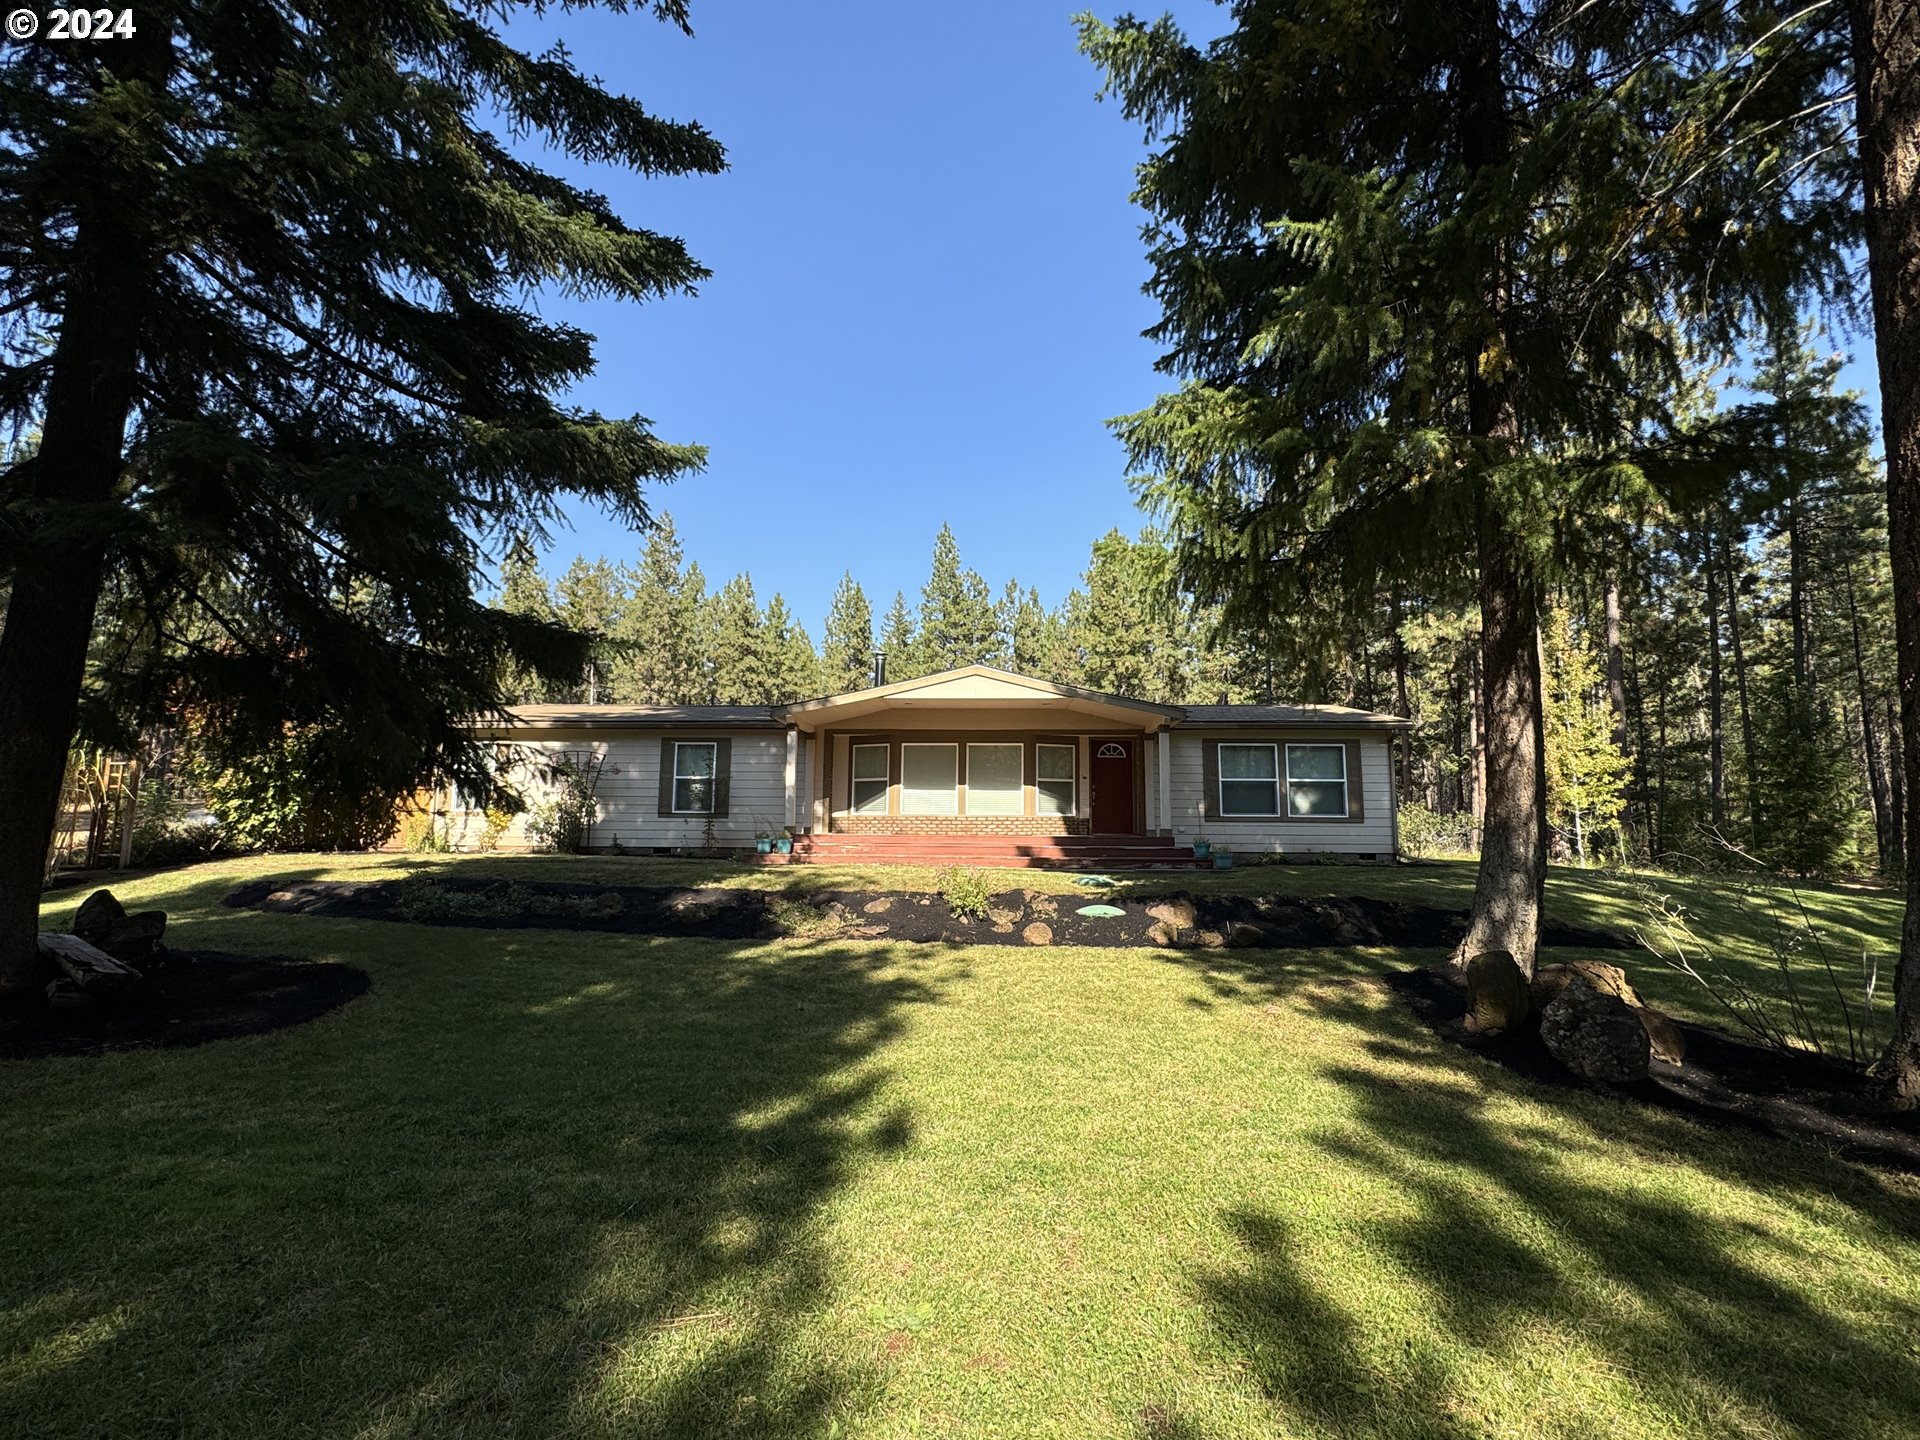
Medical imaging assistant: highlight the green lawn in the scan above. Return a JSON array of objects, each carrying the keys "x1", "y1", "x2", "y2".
[{"x1": 7, "y1": 855, "x2": 1917, "y2": 1438}]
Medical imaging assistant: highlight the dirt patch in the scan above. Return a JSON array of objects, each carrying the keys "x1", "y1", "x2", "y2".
[
  {"x1": 224, "y1": 877, "x2": 1630, "y2": 952},
  {"x1": 0, "y1": 949, "x2": 371, "y2": 1061},
  {"x1": 1388, "y1": 966, "x2": 1920, "y2": 1174}
]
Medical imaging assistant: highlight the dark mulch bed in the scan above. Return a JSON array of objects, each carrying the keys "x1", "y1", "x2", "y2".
[
  {"x1": 1388, "y1": 966, "x2": 1920, "y2": 1173},
  {"x1": 223, "y1": 876, "x2": 1630, "y2": 951},
  {"x1": 0, "y1": 949, "x2": 371, "y2": 1060}
]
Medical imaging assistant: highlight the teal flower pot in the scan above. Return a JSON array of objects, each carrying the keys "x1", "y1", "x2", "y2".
[
  {"x1": 776, "y1": 836, "x2": 794, "y2": 854},
  {"x1": 1213, "y1": 852, "x2": 1233, "y2": 870},
  {"x1": 756, "y1": 838, "x2": 773, "y2": 855},
  {"x1": 1192, "y1": 839, "x2": 1211, "y2": 859}
]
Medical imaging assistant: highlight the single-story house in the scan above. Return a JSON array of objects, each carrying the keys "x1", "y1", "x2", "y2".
[{"x1": 447, "y1": 666, "x2": 1410, "y2": 862}]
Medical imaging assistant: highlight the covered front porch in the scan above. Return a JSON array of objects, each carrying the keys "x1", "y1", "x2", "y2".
[{"x1": 777, "y1": 667, "x2": 1182, "y2": 840}]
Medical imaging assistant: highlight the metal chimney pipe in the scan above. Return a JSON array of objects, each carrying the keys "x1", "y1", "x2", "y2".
[{"x1": 871, "y1": 651, "x2": 887, "y2": 688}]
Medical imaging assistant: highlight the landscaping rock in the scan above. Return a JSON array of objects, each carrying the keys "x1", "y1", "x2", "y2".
[
  {"x1": 1463, "y1": 950, "x2": 1532, "y2": 1035},
  {"x1": 72, "y1": 889, "x2": 127, "y2": 942},
  {"x1": 1190, "y1": 929, "x2": 1225, "y2": 950},
  {"x1": 1147, "y1": 897, "x2": 1197, "y2": 931},
  {"x1": 862, "y1": 897, "x2": 892, "y2": 915},
  {"x1": 1539, "y1": 977, "x2": 1651, "y2": 1084},
  {"x1": 1021, "y1": 922, "x2": 1053, "y2": 946},
  {"x1": 1637, "y1": 1006, "x2": 1687, "y2": 1064},
  {"x1": 1224, "y1": 921, "x2": 1265, "y2": 948},
  {"x1": 97, "y1": 910, "x2": 167, "y2": 964},
  {"x1": 1530, "y1": 959, "x2": 1639, "y2": 1011},
  {"x1": 1145, "y1": 920, "x2": 1180, "y2": 948},
  {"x1": 1022, "y1": 891, "x2": 1058, "y2": 919}
]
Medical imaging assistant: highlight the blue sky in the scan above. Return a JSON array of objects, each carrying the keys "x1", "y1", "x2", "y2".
[
  {"x1": 508, "y1": 2, "x2": 1882, "y2": 635},
  {"x1": 507, "y1": 1, "x2": 1231, "y2": 630}
]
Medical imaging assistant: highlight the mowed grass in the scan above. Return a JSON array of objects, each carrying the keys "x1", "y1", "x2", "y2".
[{"x1": 6, "y1": 856, "x2": 1917, "y2": 1438}]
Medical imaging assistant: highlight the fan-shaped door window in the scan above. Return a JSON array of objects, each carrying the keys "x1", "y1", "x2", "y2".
[{"x1": 1097, "y1": 743, "x2": 1127, "y2": 759}]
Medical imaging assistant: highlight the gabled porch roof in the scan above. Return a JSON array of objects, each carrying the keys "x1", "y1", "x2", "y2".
[{"x1": 778, "y1": 665, "x2": 1183, "y2": 733}]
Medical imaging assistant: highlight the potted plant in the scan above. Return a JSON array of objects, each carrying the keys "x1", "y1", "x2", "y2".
[
  {"x1": 754, "y1": 829, "x2": 774, "y2": 855},
  {"x1": 775, "y1": 827, "x2": 795, "y2": 855},
  {"x1": 1212, "y1": 846, "x2": 1233, "y2": 871},
  {"x1": 1192, "y1": 835, "x2": 1211, "y2": 859}
]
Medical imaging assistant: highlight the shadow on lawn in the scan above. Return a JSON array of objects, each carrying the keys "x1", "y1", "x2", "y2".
[
  {"x1": 1187, "y1": 977, "x2": 1920, "y2": 1439},
  {"x1": 7, "y1": 862, "x2": 964, "y2": 1438}
]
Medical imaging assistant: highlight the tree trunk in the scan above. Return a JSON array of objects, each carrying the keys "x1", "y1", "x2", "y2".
[
  {"x1": 1703, "y1": 525, "x2": 1727, "y2": 830},
  {"x1": 1845, "y1": 559, "x2": 1898, "y2": 872},
  {"x1": 1851, "y1": 0, "x2": 1920, "y2": 1108},
  {"x1": 1603, "y1": 574, "x2": 1634, "y2": 855},
  {"x1": 1787, "y1": 488, "x2": 1812, "y2": 691},
  {"x1": 1454, "y1": 514, "x2": 1546, "y2": 975},
  {"x1": 1391, "y1": 589, "x2": 1412, "y2": 796},
  {"x1": 1721, "y1": 532, "x2": 1761, "y2": 849}
]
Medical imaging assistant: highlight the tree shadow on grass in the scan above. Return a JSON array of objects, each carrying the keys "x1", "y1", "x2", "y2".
[
  {"x1": 1185, "y1": 974, "x2": 1920, "y2": 1439},
  {"x1": 4, "y1": 873, "x2": 965, "y2": 1437}
]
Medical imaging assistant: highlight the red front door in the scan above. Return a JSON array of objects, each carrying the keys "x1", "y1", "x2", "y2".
[{"x1": 1089, "y1": 739, "x2": 1136, "y2": 833}]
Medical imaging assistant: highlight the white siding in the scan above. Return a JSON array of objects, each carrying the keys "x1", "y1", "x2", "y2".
[
  {"x1": 452, "y1": 729, "x2": 801, "y2": 851},
  {"x1": 1168, "y1": 731, "x2": 1395, "y2": 855}
]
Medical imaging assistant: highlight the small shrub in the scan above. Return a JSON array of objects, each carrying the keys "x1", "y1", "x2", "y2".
[
  {"x1": 770, "y1": 897, "x2": 845, "y2": 938},
  {"x1": 476, "y1": 805, "x2": 515, "y2": 852},
  {"x1": 400, "y1": 810, "x2": 450, "y2": 853},
  {"x1": 938, "y1": 866, "x2": 994, "y2": 921},
  {"x1": 1398, "y1": 802, "x2": 1476, "y2": 859},
  {"x1": 525, "y1": 755, "x2": 601, "y2": 854},
  {"x1": 1634, "y1": 880, "x2": 1884, "y2": 1066}
]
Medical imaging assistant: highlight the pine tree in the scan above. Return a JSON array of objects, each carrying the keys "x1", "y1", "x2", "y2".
[
  {"x1": 760, "y1": 593, "x2": 820, "y2": 701},
  {"x1": 1541, "y1": 607, "x2": 1631, "y2": 864},
  {"x1": 552, "y1": 557, "x2": 625, "y2": 703},
  {"x1": 0, "y1": 3, "x2": 725, "y2": 989},
  {"x1": 1000, "y1": 582, "x2": 1055, "y2": 678},
  {"x1": 493, "y1": 538, "x2": 556, "y2": 705},
  {"x1": 703, "y1": 576, "x2": 766, "y2": 705},
  {"x1": 878, "y1": 591, "x2": 919, "y2": 682},
  {"x1": 819, "y1": 572, "x2": 874, "y2": 694},
  {"x1": 1081, "y1": 2, "x2": 1849, "y2": 976},
  {"x1": 915, "y1": 525, "x2": 999, "y2": 673},
  {"x1": 1751, "y1": 676, "x2": 1865, "y2": 876},
  {"x1": 613, "y1": 514, "x2": 700, "y2": 705},
  {"x1": 1069, "y1": 530, "x2": 1158, "y2": 700}
]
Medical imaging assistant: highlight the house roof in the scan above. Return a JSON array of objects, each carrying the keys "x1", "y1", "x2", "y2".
[
  {"x1": 480, "y1": 704, "x2": 786, "y2": 732},
  {"x1": 1181, "y1": 703, "x2": 1413, "y2": 731},
  {"x1": 779, "y1": 665, "x2": 1184, "y2": 732},
  {"x1": 473, "y1": 670, "x2": 1411, "y2": 733}
]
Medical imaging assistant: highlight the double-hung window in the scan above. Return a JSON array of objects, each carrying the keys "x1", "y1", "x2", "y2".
[
  {"x1": 1035, "y1": 743, "x2": 1075, "y2": 817},
  {"x1": 851, "y1": 743, "x2": 890, "y2": 814},
  {"x1": 965, "y1": 743, "x2": 1023, "y2": 815},
  {"x1": 901, "y1": 743, "x2": 959, "y2": 814},
  {"x1": 671, "y1": 741, "x2": 718, "y2": 814},
  {"x1": 1218, "y1": 743, "x2": 1281, "y2": 816},
  {"x1": 1284, "y1": 744, "x2": 1348, "y2": 817}
]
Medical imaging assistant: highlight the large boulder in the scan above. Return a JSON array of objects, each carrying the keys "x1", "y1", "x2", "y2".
[
  {"x1": 1539, "y1": 978, "x2": 1651, "y2": 1084},
  {"x1": 1146, "y1": 897, "x2": 1197, "y2": 931},
  {"x1": 1224, "y1": 921, "x2": 1265, "y2": 949},
  {"x1": 1463, "y1": 950, "x2": 1532, "y2": 1035},
  {"x1": 71, "y1": 888, "x2": 127, "y2": 942},
  {"x1": 1021, "y1": 922, "x2": 1053, "y2": 946},
  {"x1": 97, "y1": 910, "x2": 167, "y2": 964},
  {"x1": 1530, "y1": 959, "x2": 1640, "y2": 1011},
  {"x1": 1637, "y1": 1006, "x2": 1687, "y2": 1064}
]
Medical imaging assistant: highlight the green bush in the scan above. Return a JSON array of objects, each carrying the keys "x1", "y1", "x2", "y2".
[
  {"x1": 1397, "y1": 802, "x2": 1475, "y2": 859},
  {"x1": 525, "y1": 756, "x2": 600, "y2": 854},
  {"x1": 937, "y1": 866, "x2": 994, "y2": 921},
  {"x1": 197, "y1": 730, "x2": 401, "y2": 851}
]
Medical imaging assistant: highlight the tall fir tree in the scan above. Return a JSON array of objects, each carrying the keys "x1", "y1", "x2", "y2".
[
  {"x1": 493, "y1": 537, "x2": 556, "y2": 706},
  {"x1": 819, "y1": 572, "x2": 875, "y2": 694},
  {"x1": 1541, "y1": 606, "x2": 1631, "y2": 864},
  {"x1": 0, "y1": 1, "x2": 725, "y2": 988},
  {"x1": 878, "y1": 591, "x2": 919, "y2": 682},
  {"x1": 552, "y1": 557, "x2": 624, "y2": 704},
  {"x1": 612, "y1": 513, "x2": 700, "y2": 705},
  {"x1": 1081, "y1": 1, "x2": 1850, "y2": 976},
  {"x1": 702, "y1": 576, "x2": 766, "y2": 705},
  {"x1": 914, "y1": 525, "x2": 999, "y2": 674},
  {"x1": 760, "y1": 593, "x2": 820, "y2": 701}
]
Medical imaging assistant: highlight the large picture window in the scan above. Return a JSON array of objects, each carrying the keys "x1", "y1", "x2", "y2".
[
  {"x1": 901, "y1": 743, "x2": 959, "y2": 814},
  {"x1": 672, "y1": 741, "x2": 718, "y2": 814},
  {"x1": 1035, "y1": 743, "x2": 1076, "y2": 817},
  {"x1": 1285, "y1": 744, "x2": 1349, "y2": 817},
  {"x1": 965, "y1": 743, "x2": 1023, "y2": 815},
  {"x1": 1218, "y1": 743, "x2": 1281, "y2": 816},
  {"x1": 850, "y1": 743, "x2": 889, "y2": 814}
]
